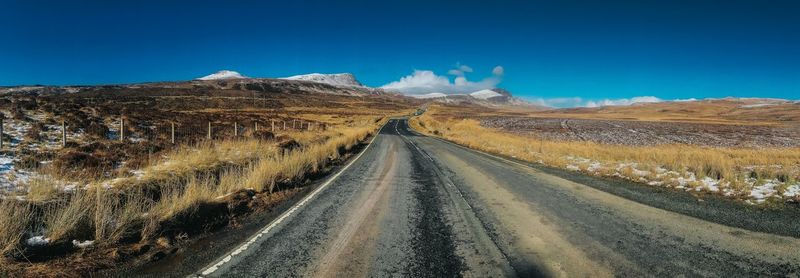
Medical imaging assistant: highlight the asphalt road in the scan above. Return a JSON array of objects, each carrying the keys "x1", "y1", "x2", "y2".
[{"x1": 189, "y1": 119, "x2": 800, "y2": 277}]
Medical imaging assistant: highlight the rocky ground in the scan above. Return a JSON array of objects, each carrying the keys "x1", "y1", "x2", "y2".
[{"x1": 480, "y1": 116, "x2": 800, "y2": 147}]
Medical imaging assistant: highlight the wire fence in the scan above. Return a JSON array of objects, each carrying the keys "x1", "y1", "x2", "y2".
[{"x1": 0, "y1": 115, "x2": 330, "y2": 151}]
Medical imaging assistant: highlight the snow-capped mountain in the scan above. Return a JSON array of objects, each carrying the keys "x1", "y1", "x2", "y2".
[
  {"x1": 189, "y1": 70, "x2": 379, "y2": 96},
  {"x1": 407, "y1": 88, "x2": 543, "y2": 109},
  {"x1": 469, "y1": 89, "x2": 503, "y2": 100},
  {"x1": 197, "y1": 70, "x2": 248, "y2": 80},
  {"x1": 282, "y1": 73, "x2": 364, "y2": 87}
]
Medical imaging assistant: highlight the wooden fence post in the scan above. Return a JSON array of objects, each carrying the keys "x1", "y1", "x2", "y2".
[
  {"x1": 539, "y1": 135, "x2": 543, "y2": 153},
  {"x1": 171, "y1": 122, "x2": 175, "y2": 144},
  {"x1": 255, "y1": 122, "x2": 258, "y2": 132},
  {"x1": 119, "y1": 117, "x2": 125, "y2": 142},
  {"x1": 0, "y1": 117, "x2": 4, "y2": 149},
  {"x1": 234, "y1": 122, "x2": 239, "y2": 137},
  {"x1": 62, "y1": 120, "x2": 66, "y2": 148},
  {"x1": 283, "y1": 121, "x2": 286, "y2": 130},
  {"x1": 293, "y1": 120, "x2": 296, "y2": 129},
  {"x1": 208, "y1": 122, "x2": 212, "y2": 140},
  {"x1": 271, "y1": 120, "x2": 275, "y2": 132}
]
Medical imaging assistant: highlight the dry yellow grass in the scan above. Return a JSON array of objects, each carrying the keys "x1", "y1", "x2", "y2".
[
  {"x1": 411, "y1": 107, "x2": 800, "y2": 196},
  {"x1": 25, "y1": 176, "x2": 61, "y2": 202},
  {"x1": 44, "y1": 189, "x2": 95, "y2": 243},
  {"x1": 0, "y1": 117, "x2": 385, "y2": 257},
  {"x1": 0, "y1": 199, "x2": 34, "y2": 255}
]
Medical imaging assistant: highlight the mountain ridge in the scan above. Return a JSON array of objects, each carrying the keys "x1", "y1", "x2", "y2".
[
  {"x1": 197, "y1": 70, "x2": 248, "y2": 80},
  {"x1": 281, "y1": 73, "x2": 364, "y2": 87}
]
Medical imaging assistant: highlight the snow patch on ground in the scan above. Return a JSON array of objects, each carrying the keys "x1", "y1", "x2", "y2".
[
  {"x1": 750, "y1": 180, "x2": 780, "y2": 203},
  {"x1": 587, "y1": 162, "x2": 603, "y2": 172},
  {"x1": 740, "y1": 103, "x2": 776, "y2": 108},
  {"x1": 0, "y1": 155, "x2": 33, "y2": 191},
  {"x1": 632, "y1": 169, "x2": 651, "y2": 177},
  {"x1": 72, "y1": 239, "x2": 94, "y2": 248},
  {"x1": 784, "y1": 184, "x2": 800, "y2": 198},
  {"x1": 698, "y1": 177, "x2": 720, "y2": 192},
  {"x1": 26, "y1": 236, "x2": 50, "y2": 246},
  {"x1": 563, "y1": 156, "x2": 797, "y2": 204}
]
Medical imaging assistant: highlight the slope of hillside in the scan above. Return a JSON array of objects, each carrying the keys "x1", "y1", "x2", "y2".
[
  {"x1": 282, "y1": 73, "x2": 364, "y2": 87},
  {"x1": 0, "y1": 76, "x2": 383, "y2": 97}
]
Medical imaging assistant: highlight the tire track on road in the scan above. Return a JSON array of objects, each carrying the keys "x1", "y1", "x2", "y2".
[{"x1": 312, "y1": 138, "x2": 399, "y2": 277}]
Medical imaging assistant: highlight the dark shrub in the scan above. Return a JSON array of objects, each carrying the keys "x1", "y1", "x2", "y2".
[
  {"x1": 25, "y1": 122, "x2": 46, "y2": 141},
  {"x1": 277, "y1": 138, "x2": 301, "y2": 151},
  {"x1": 249, "y1": 129, "x2": 274, "y2": 140},
  {"x1": 86, "y1": 122, "x2": 110, "y2": 138},
  {"x1": 53, "y1": 151, "x2": 102, "y2": 170}
]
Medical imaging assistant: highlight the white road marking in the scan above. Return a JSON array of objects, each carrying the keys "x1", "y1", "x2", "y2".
[
  {"x1": 395, "y1": 120, "x2": 433, "y2": 162},
  {"x1": 197, "y1": 122, "x2": 387, "y2": 277}
]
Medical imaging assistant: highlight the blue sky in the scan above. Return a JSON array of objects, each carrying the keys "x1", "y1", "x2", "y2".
[{"x1": 1, "y1": 0, "x2": 797, "y2": 107}]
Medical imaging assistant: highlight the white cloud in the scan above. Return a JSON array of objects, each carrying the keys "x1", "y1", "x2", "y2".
[
  {"x1": 527, "y1": 97, "x2": 585, "y2": 108},
  {"x1": 447, "y1": 69, "x2": 463, "y2": 76},
  {"x1": 382, "y1": 66, "x2": 503, "y2": 95},
  {"x1": 447, "y1": 64, "x2": 475, "y2": 76},
  {"x1": 524, "y1": 96, "x2": 665, "y2": 108},
  {"x1": 585, "y1": 96, "x2": 662, "y2": 107},
  {"x1": 492, "y1": 66, "x2": 504, "y2": 76}
]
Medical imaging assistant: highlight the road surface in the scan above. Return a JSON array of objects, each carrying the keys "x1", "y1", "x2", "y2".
[{"x1": 190, "y1": 119, "x2": 800, "y2": 277}]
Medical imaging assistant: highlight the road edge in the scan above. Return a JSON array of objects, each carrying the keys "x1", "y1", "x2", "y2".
[{"x1": 195, "y1": 122, "x2": 388, "y2": 277}]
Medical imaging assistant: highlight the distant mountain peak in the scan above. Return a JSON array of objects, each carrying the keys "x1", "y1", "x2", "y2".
[
  {"x1": 197, "y1": 70, "x2": 248, "y2": 80},
  {"x1": 282, "y1": 73, "x2": 364, "y2": 87},
  {"x1": 469, "y1": 89, "x2": 504, "y2": 100},
  {"x1": 405, "y1": 88, "x2": 542, "y2": 109}
]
